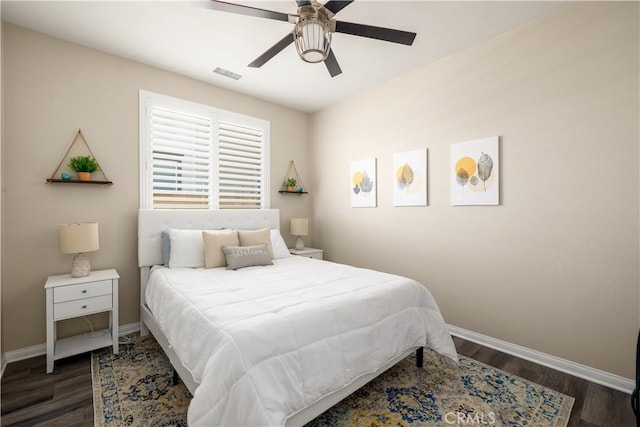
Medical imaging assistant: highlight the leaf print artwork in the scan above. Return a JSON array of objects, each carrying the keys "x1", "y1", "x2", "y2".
[
  {"x1": 352, "y1": 170, "x2": 374, "y2": 194},
  {"x1": 456, "y1": 168, "x2": 469, "y2": 189},
  {"x1": 393, "y1": 149, "x2": 427, "y2": 207},
  {"x1": 454, "y1": 156, "x2": 476, "y2": 193},
  {"x1": 477, "y1": 152, "x2": 494, "y2": 191},
  {"x1": 360, "y1": 171, "x2": 374, "y2": 193},
  {"x1": 396, "y1": 164, "x2": 414, "y2": 190},
  {"x1": 352, "y1": 170, "x2": 364, "y2": 195},
  {"x1": 351, "y1": 158, "x2": 377, "y2": 207},
  {"x1": 450, "y1": 137, "x2": 499, "y2": 206}
]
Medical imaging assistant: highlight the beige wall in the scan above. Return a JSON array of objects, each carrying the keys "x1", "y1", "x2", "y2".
[
  {"x1": 0, "y1": 7, "x2": 3, "y2": 364},
  {"x1": 1, "y1": 24, "x2": 311, "y2": 352},
  {"x1": 310, "y1": 2, "x2": 639, "y2": 378}
]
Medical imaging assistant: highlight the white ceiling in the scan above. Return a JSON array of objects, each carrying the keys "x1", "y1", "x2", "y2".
[{"x1": 2, "y1": 1, "x2": 568, "y2": 112}]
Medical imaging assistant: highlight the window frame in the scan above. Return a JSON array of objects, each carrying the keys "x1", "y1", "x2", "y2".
[{"x1": 139, "y1": 90, "x2": 270, "y2": 210}]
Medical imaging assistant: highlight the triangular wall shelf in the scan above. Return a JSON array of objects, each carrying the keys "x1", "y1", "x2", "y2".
[
  {"x1": 46, "y1": 129, "x2": 113, "y2": 185},
  {"x1": 278, "y1": 160, "x2": 307, "y2": 194}
]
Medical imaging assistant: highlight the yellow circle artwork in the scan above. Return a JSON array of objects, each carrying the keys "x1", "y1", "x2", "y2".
[
  {"x1": 455, "y1": 157, "x2": 476, "y2": 177},
  {"x1": 352, "y1": 171, "x2": 364, "y2": 186}
]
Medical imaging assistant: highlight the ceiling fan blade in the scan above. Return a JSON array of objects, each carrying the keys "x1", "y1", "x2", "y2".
[
  {"x1": 335, "y1": 20, "x2": 416, "y2": 45},
  {"x1": 205, "y1": 0, "x2": 293, "y2": 22},
  {"x1": 248, "y1": 33, "x2": 294, "y2": 68},
  {"x1": 324, "y1": 49, "x2": 342, "y2": 77},
  {"x1": 323, "y1": 1, "x2": 354, "y2": 14}
]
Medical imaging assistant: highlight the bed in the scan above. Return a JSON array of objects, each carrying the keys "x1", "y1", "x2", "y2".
[{"x1": 138, "y1": 208, "x2": 457, "y2": 426}]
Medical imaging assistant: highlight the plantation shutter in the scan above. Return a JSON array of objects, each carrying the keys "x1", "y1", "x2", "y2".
[
  {"x1": 140, "y1": 91, "x2": 270, "y2": 210},
  {"x1": 218, "y1": 121, "x2": 265, "y2": 209},
  {"x1": 150, "y1": 106, "x2": 212, "y2": 209}
]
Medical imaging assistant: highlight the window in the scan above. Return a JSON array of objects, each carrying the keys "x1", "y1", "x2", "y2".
[{"x1": 139, "y1": 91, "x2": 270, "y2": 209}]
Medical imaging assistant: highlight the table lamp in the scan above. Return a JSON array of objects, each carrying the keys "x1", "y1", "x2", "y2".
[
  {"x1": 60, "y1": 222, "x2": 99, "y2": 277},
  {"x1": 290, "y1": 218, "x2": 308, "y2": 250}
]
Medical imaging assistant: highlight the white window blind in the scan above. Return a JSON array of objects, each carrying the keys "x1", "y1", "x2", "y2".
[
  {"x1": 140, "y1": 91, "x2": 270, "y2": 210},
  {"x1": 150, "y1": 107, "x2": 212, "y2": 209},
  {"x1": 218, "y1": 122, "x2": 265, "y2": 209}
]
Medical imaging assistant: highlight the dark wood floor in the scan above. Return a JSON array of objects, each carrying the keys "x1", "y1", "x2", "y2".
[
  {"x1": 0, "y1": 337, "x2": 635, "y2": 426},
  {"x1": 1, "y1": 352, "x2": 93, "y2": 427}
]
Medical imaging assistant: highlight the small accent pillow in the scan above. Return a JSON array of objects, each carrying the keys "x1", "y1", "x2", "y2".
[
  {"x1": 238, "y1": 228, "x2": 274, "y2": 259},
  {"x1": 203, "y1": 230, "x2": 240, "y2": 268},
  {"x1": 168, "y1": 229, "x2": 206, "y2": 268},
  {"x1": 270, "y1": 229, "x2": 292, "y2": 259},
  {"x1": 222, "y1": 244, "x2": 273, "y2": 270}
]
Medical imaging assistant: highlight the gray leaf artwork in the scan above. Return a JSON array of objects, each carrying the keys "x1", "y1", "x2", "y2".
[{"x1": 477, "y1": 152, "x2": 493, "y2": 191}]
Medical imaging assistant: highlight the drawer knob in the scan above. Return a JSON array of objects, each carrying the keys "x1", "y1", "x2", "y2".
[
  {"x1": 82, "y1": 305, "x2": 87, "y2": 309},
  {"x1": 82, "y1": 290, "x2": 87, "y2": 294}
]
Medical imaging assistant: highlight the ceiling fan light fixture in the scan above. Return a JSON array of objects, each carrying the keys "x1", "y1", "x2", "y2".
[{"x1": 294, "y1": 16, "x2": 332, "y2": 63}]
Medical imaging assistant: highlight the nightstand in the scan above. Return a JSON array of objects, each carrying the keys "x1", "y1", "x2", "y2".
[
  {"x1": 289, "y1": 247, "x2": 323, "y2": 260},
  {"x1": 45, "y1": 269, "x2": 119, "y2": 373}
]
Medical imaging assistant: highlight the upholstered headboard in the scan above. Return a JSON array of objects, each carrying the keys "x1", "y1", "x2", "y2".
[{"x1": 137, "y1": 209, "x2": 281, "y2": 268}]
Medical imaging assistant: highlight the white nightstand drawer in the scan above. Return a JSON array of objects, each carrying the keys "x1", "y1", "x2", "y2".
[
  {"x1": 289, "y1": 248, "x2": 323, "y2": 260},
  {"x1": 305, "y1": 252, "x2": 322, "y2": 260},
  {"x1": 53, "y1": 280, "x2": 112, "y2": 303},
  {"x1": 54, "y1": 294, "x2": 113, "y2": 320}
]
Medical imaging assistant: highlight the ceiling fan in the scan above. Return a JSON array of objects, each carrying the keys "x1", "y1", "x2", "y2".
[{"x1": 204, "y1": 0, "x2": 417, "y2": 78}]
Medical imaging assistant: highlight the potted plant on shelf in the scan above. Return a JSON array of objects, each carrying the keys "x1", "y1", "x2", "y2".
[
  {"x1": 69, "y1": 156, "x2": 99, "y2": 181},
  {"x1": 285, "y1": 178, "x2": 297, "y2": 192}
]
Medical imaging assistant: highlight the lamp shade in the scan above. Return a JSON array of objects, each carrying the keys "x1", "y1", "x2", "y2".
[
  {"x1": 294, "y1": 17, "x2": 331, "y2": 63},
  {"x1": 290, "y1": 218, "x2": 309, "y2": 236},
  {"x1": 60, "y1": 222, "x2": 99, "y2": 254}
]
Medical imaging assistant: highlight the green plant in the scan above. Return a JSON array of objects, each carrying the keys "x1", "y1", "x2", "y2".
[
  {"x1": 285, "y1": 178, "x2": 297, "y2": 188},
  {"x1": 68, "y1": 156, "x2": 100, "y2": 173}
]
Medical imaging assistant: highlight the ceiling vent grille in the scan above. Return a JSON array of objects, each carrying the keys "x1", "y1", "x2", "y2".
[{"x1": 213, "y1": 67, "x2": 242, "y2": 80}]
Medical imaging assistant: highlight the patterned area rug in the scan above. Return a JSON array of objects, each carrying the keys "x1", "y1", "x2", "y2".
[
  {"x1": 92, "y1": 334, "x2": 191, "y2": 426},
  {"x1": 92, "y1": 334, "x2": 574, "y2": 427}
]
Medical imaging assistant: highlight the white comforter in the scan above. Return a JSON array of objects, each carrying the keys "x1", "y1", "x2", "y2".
[{"x1": 145, "y1": 256, "x2": 457, "y2": 426}]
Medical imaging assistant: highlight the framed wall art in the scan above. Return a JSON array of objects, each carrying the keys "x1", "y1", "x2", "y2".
[
  {"x1": 451, "y1": 136, "x2": 499, "y2": 206},
  {"x1": 350, "y1": 158, "x2": 377, "y2": 208},
  {"x1": 393, "y1": 149, "x2": 427, "y2": 206}
]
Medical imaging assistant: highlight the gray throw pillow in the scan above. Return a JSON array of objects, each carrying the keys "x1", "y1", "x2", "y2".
[{"x1": 222, "y1": 244, "x2": 273, "y2": 270}]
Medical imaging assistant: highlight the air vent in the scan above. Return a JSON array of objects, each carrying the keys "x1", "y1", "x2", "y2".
[{"x1": 213, "y1": 67, "x2": 242, "y2": 80}]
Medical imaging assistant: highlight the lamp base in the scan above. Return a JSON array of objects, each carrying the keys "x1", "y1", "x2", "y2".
[
  {"x1": 71, "y1": 253, "x2": 91, "y2": 278},
  {"x1": 295, "y1": 236, "x2": 305, "y2": 250}
]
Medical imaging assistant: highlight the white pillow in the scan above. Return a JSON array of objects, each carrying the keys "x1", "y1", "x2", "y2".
[
  {"x1": 270, "y1": 229, "x2": 293, "y2": 259},
  {"x1": 168, "y1": 229, "x2": 205, "y2": 268}
]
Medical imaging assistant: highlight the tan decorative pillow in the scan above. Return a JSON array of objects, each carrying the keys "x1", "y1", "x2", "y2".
[
  {"x1": 238, "y1": 228, "x2": 274, "y2": 259},
  {"x1": 203, "y1": 230, "x2": 240, "y2": 268}
]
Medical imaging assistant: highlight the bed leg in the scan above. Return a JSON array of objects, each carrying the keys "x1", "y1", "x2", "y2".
[
  {"x1": 416, "y1": 347, "x2": 424, "y2": 368},
  {"x1": 172, "y1": 368, "x2": 180, "y2": 386},
  {"x1": 140, "y1": 320, "x2": 149, "y2": 337}
]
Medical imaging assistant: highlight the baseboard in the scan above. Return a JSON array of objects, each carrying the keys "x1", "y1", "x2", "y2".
[
  {"x1": 448, "y1": 324, "x2": 635, "y2": 394},
  {"x1": 118, "y1": 322, "x2": 141, "y2": 336},
  {"x1": 1, "y1": 322, "x2": 140, "y2": 378},
  {"x1": 1, "y1": 353, "x2": 7, "y2": 378}
]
